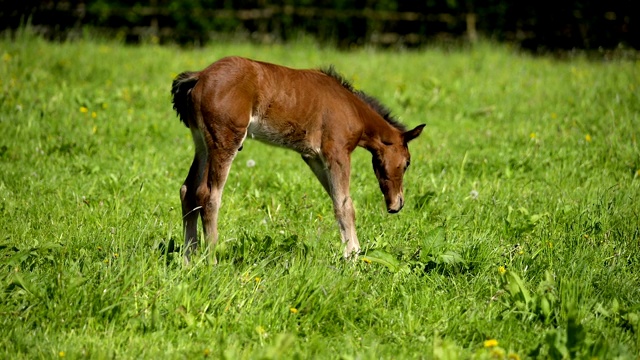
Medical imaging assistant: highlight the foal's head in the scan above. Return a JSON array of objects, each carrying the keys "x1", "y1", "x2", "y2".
[{"x1": 372, "y1": 124, "x2": 425, "y2": 213}]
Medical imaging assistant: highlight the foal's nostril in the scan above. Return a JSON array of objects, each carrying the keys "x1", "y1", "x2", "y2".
[{"x1": 387, "y1": 197, "x2": 404, "y2": 214}]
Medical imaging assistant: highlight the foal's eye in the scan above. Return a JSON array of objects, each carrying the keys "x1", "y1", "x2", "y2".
[{"x1": 405, "y1": 160, "x2": 410, "y2": 170}]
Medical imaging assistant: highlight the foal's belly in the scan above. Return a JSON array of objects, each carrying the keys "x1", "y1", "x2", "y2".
[{"x1": 246, "y1": 115, "x2": 319, "y2": 155}]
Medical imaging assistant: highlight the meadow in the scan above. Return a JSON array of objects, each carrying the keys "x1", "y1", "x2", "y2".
[{"x1": 1, "y1": 31, "x2": 639, "y2": 359}]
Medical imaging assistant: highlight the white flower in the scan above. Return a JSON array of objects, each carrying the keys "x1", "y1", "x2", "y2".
[
  {"x1": 469, "y1": 189, "x2": 479, "y2": 199},
  {"x1": 246, "y1": 159, "x2": 256, "y2": 167}
]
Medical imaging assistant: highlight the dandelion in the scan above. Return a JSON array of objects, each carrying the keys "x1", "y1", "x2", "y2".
[
  {"x1": 59, "y1": 351, "x2": 65, "y2": 358},
  {"x1": 469, "y1": 189, "x2": 479, "y2": 199},
  {"x1": 498, "y1": 266, "x2": 507, "y2": 275},
  {"x1": 362, "y1": 257, "x2": 372, "y2": 264},
  {"x1": 550, "y1": 112, "x2": 558, "y2": 119},
  {"x1": 254, "y1": 277, "x2": 261, "y2": 283},
  {"x1": 529, "y1": 132, "x2": 536, "y2": 139},
  {"x1": 507, "y1": 353, "x2": 521, "y2": 360},
  {"x1": 585, "y1": 134, "x2": 592, "y2": 142},
  {"x1": 490, "y1": 348, "x2": 505, "y2": 358},
  {"x1": 113, "y1": 253, "x2": 119, "y2": 258},
  {"x1": 290, "y1": 307, "x2": 299, "y2": 314},
  {"x1": 246, "y1": 159, "x2": 256, "y2": 167},
  {"x1": 91, "y1": 111, "x2": 97, "y2": 119},
  {"x1": 80, "y1": 106, "x2": 89, "y2": 113},
  {"x1": 483, "y1": 339, "x2": 499, "y2": 348},
  {"x1": 203, "y1": 348, "x2": 211, "y2": 357}
]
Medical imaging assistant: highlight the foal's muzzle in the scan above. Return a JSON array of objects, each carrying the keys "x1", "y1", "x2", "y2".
[{"x1": 387, "y1": 196, "x2": 404, "y2": 214}]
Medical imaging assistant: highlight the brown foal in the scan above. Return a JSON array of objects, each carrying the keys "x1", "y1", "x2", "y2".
[{"x1": 172, "y1": 56, "x2": 424, "y2": 262}]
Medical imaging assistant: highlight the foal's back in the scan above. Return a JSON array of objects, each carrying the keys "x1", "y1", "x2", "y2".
[{"x1": 192, "y1": 57, "x2": 368, "y2": 154}]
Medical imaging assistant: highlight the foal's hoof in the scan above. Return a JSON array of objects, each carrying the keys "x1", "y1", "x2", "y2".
[{"x1": 343, "y1": 247, "x2": 361, "y2": 260}]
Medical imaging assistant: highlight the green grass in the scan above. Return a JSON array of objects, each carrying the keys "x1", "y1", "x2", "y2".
[{"x1": 1, "y1": 31, "x2": 639, "y2": 359}]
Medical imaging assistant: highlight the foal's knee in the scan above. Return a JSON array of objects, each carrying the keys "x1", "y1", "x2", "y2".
[
  {"x1": 180, "y1": 184, "x2": 201, "y2": 215},
  {"x1": 180, "y1": 184, "x2": 188, "y2": 202},
  {"x1": 195, "y1": 184, "x2": 210, "y2": 208}
]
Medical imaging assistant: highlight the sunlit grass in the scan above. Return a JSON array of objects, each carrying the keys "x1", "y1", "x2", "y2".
[{"x1": 1, "y1": 31, "x2": 639, "y2": 359}]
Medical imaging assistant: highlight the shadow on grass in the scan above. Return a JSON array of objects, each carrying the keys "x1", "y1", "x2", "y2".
[{"x1": 156, "y1": 233, "x2": 311, "y2": 265}]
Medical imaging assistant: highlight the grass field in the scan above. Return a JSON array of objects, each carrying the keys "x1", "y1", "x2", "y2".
[{"x1": 1, "y1": 31, "x2": 639, "y2": 359}]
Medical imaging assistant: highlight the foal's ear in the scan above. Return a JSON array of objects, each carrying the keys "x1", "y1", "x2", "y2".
[{"x1": 403, "y1": 124, "x2": 426, "y2": 143}]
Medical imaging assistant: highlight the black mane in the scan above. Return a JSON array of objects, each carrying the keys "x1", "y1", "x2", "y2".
[{"x1": 320, "y1": 66, "x2": 407, "y2": 132}]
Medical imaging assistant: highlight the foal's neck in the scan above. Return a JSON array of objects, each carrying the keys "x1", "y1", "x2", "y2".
[{"x1": 358, "y1": 113, "x2": 403, "y2": 153}]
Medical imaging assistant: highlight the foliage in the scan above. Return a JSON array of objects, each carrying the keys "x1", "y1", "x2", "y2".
[
  {"x1": 1, "y1": 31, "x2": 639, "y2": 358},
  {"x1": 1, "y1": 1, "x2": 637, "y2": 49}
]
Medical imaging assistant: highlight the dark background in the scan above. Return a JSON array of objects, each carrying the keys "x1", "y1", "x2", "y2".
[{"x1": 1, "y1": 0, "x2": 637, "y2": 52}]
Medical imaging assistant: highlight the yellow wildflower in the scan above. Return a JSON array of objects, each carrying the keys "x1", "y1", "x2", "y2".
[
  {"x1": 290, "y1": 307, "x2": 298, "y2": 314},
  {"x1": 59, "y1": 351, "x2": 65, "y2": 358},
  {"x1": 362, "y1": 257, "x2": 372, "y2": 264},
  {"x1": 585, "y1": 134, "x2": 592, "y2": 142},
  {"x1": 484, "y1": 339, "x2": 499, "y2": 348},
  {"x1": 113, "y1": 253, "x2": 119, "y2": 258},
  {"x1": 2, "y1": 53, "x2": 11, "y2": 62},
  {"x1": 529, "y1": 132, "x2": 536, "y2": 139},
  {"x1": 508, "y1": 353, "x2": 521, "y2": 360},
  {"x1": 91, "y1": 111, "x2": 97, "y2": 119},
  {"x1": 254, "y1": 277, "x2": 261, "y2": 283},
  {"x1": 498, "y1": 266, "x2": 506, "y2": 275},
  {"x1": 491, "y1": 347, "x2": 505, "y2": 358},
  {"x1": 203, "y1": 348, "x2": 211, "y2": 357},
  {"x1": 80, "y1": 106, "x2": 88, "y2": 113},
  {"x1": 255, "y1": 325, "x2": 267, "y2": 337},
  {"x1": 551, "y1": 112, "x2": 558, "y2": 119}
]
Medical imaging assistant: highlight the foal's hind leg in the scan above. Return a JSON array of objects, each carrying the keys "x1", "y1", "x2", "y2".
[
  {"x1": 181, "y1": 156, "x2": 203, "y2": 262},
  {"x1": 198, "y1": 145, "x2": 240, "y2": 264}
]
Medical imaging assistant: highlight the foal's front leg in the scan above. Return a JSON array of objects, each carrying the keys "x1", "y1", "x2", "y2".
[{"x1": 325, "y1": 155, "x2": 360, "y2": 258}]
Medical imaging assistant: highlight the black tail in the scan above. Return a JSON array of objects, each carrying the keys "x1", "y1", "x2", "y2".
[{"x1": 171, "y1": 71, "x2": 199, "y2": 128}]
